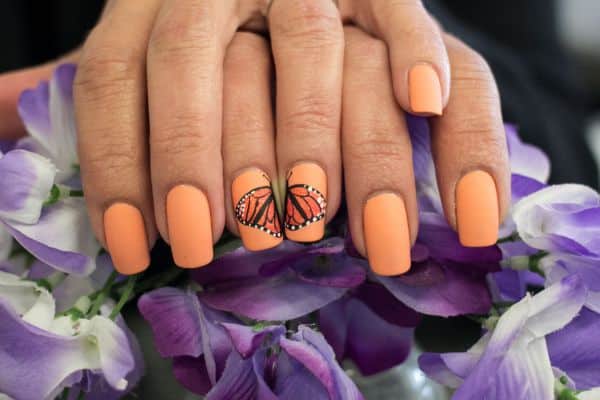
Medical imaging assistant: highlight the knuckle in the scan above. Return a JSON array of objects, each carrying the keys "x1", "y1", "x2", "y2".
[
  {"x1": 75, "y1": 43, "x2": 141, "y2": 101},
  {"x1": 148, "y1": 5, "x2": 218, "y2": 63},
  {"x1": 225, "y1": 34, "x2": 270, "y2": 72},
  {"x1": 347, "y1": 134, "x2": 411, "y2": 165},
  {"x1": 152, "y1": 114, "x2": 216, "y2": 157},
  {"x1": 450, "y1": 115, "x2": 504, "y2": 148},
  {"x1": 346, "y1": 37, "x2": 388, "y2": 70},
  {"x1": 280, "y1": 95, "x2": 339, "y2": 134},
  {"x1": 82, "y1": 140, "x2": 138, "y2": 180},
  {"x1": 226, "y1": 107, "x2": 270, "y2": 141},
  {"x1": 396, "y1": 22, "x2": 437, "y2": 46},
  {"x1": 271, "y1": 2, "x2": 342, "y2": 48},
  {"x1": 450, "y1": 46, "x2": 495, "y2": 89}
]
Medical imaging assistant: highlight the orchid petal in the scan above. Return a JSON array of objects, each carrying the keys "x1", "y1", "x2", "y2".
[
  {"x1": 579, "y1": 388, "x2": 600, "y2": 400},
  {"x1": 344, "y1": 298, "x2": 413, "y2": 376},
  {"x1": 421, "y1": 276, "x2": 586, "y2": 400},
  {"x1": 138, "y1": 287, "x2": 235, "y2": 361},
  {"x1": 283, "y1": 326, "x2": 364, "y2": 400},
  {"x1": 318, "y1": 300, "x2": 348, "y2": 361},
  {"x1": 0, "y1": 271, "x2": 55, "y2": 329},
  {"x1": 18, "y1": 82, "x2": 51, "y2": 152},
  {"x1": 0, "y1": 302, "x2": 134, "y2": 399},
  {"x1": 505, "y1": 124, "x2": 550, "y2": 183},
  {"x1": 512, "y1": 184, "x2": 600, "y2": 256},
  {"x1": 418, "y1": 212, "x2": 502, "y2": 265},
  {"x1": 547, "y1": 308, "x2": 600, "y2": 389},
  {"x1": 206, "y1": 352, "x2": 258, "y2": 400},
  {"x1": 221, "y1": 323, "x2": 285, "y2": 359},
  {"x1": 0, "y1": 150, "x2": 56, "y2": 224},
  {"x1": 0, "y1": 225, "x2": 10, "y2": 262},
  {"x1": 6, "y1": 198, "x2": 100, "y2": 276},
  {"x1": 378, "y1": 262, "x2": 492, "y2": 317},
  {"x1": 172, "y1": 356, "x2": 215, "y2": 396},
  {"x1": 272, "y1": 351, "x2": 330, "y2": 400}
]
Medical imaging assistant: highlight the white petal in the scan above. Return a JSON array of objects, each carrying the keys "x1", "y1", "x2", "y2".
[
  {"x1": 0, "y1": 225, "x2": 11, "y2": 261},
  {"x1": 525, "y1": 275, "x2": 586, "y2": 337},
  {"x1": 7, "y1": 197, "x2": 100, "y2": 276},
  {"x1": 512, "y1": 185, "x2": 600, "y2": 250},
  {"x1": 579, "y1": 388, "x2": 600, "y2": 400},
  {"x1": 0, "y1": 271, "x2": 56, "y2": 329},
  {"x1": 0, "y1": 150, "x2": 57, "y2": 224}
]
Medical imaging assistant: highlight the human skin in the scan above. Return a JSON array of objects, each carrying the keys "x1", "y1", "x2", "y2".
[{"x1": 0, "y1": 0, "x2": 510, "y2": 275}]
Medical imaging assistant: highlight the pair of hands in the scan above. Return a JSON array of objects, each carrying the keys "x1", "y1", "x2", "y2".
[{"x1": 0, "y1": 0, "x2": 510, "y2": 276}]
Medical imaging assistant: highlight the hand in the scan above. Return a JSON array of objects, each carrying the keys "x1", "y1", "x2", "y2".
[{"x1": 0, "y1": 0, "x2": 509, "y2": 277}]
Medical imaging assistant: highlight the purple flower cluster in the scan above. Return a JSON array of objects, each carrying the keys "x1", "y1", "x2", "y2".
[{"x1": 1, "y1": 64, "x2": 600, "y2": 399}]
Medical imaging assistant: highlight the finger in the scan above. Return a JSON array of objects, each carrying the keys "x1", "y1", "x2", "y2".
[
  {"x1": 222, "y1": 32, "x2": 282, "y2": 251},
  {"x1": 348, "y1": 0, "x2": 450, "y2": 116},
  {"x1": 74, "y1": 0, "x2": 162, "y2": 275},
  {"x1": 430, "y1": 34, "x2": 510, "y2": 247},
  {"x1": 268, "y1": 0, "x2": 344, "y2": 242},
  {"x1": 343, "y1": 27, "x2": 418, "y2": 276},
  {"x1": 147, "y1": 0, "x2": 240, "y2": 268},
  {"x1": 0, "y1": 52, "x2": 80, "y2": 140}
]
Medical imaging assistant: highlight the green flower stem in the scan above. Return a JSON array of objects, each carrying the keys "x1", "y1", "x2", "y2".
[
  {"x1": 497, "y1": 232, "x2": 520, "y2": 243},
  {"x1": 554, "y1": 375, "x2": 582, "y2": 400},
  {"x1": 109, "y1": 275, "x2": 137, "y2": 320},
  {"x1": 44, "y1": 184, "x2": 84, "y2": 206},
  {"x1": 87, "y1": 270, "x2": 118, "y2": 318}
]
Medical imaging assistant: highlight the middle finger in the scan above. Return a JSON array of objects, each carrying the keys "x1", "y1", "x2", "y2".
[{"x1": 268, "y1": 0, "x2": 344, "y2": 243}]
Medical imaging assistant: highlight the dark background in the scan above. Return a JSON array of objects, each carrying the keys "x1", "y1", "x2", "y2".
[{"x1": 1, "y1": 0, "x2": 598, "y2": 187}]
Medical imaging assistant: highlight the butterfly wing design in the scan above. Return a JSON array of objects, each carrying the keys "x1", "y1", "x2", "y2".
[
  {"x1": 285, "y1": 184, "x2": 327, "y2": 231},
  {"x1": 235, "y1": 186, "x2": 282, "y2": 237}
]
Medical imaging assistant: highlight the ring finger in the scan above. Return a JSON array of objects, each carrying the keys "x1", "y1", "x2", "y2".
[{"x1": 223, "y1": 32, "x2": 282, "y2": 251}]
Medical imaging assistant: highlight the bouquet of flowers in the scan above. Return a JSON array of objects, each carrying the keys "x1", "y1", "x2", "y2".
[{"x1": 1, "y1": 65, "x2": 600, "y2": 400}]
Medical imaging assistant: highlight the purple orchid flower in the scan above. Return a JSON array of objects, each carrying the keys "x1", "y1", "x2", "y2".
[
  {"x1": 419, "y1": 274, "x2": 588, "y2": 399},
  {"x1": 0, "y1": 270, "x2": 143, "y2": 400},
  {"x1": 192, "y1": 238, "x2": 367, "y2": 321},
  {"x1": 512, "y1": 184, "x2": 600, "y2": 258},
  {"x1": 139, "y1": 287, "x2": 364, "y2": 399},
  {"x1": 0, "y1": 64, "x2": 100, "y2": 276},
  {"x1": 319, "y1": 282, "x2": 418, "y2": 376}
]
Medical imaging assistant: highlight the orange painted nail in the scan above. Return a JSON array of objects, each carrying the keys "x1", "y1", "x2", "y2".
[
  {"x1": 284, "y1": 163, "x2": 327, "y2": 243},
  {"x1": 167, "y1": 185, "x2": 213, "y2": 268},
  {"x1": 409, "y1": 64, "x2": 442, "y2": 116},
  {"x1": 456, "y1": 170, "x2": 499, "y2": 247},
  {"x1": 363, "y1": 193, "x2": 411, "y2": 276},
  {"x1": 232, "y1": 169, "x2": 283, "y2": 251},
  {"x1": 104, "y1": 203, "x2": 150, "y2": 275}
]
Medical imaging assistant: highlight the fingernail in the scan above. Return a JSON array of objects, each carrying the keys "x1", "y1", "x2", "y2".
[
  {"x1": 232, "y1": 169, "x2": 283, "y2": 251},
  {"x1": 167, "y1": 185, "x2": 213, "y2": 268},
  {"x1": 363, "y1": 193, "x2": 411, "y2": 276},
  {"x1": 284, "y1": 162, "x2": 327, "y2": 242},
  {"x1": 456, "y1": 170, "x2": 499, "y2": 247},
  {"x1": 409, "y1": 63, "x2": 443, "y2": 116},
  {"x1": 104, "y1": 203, "x2": 150, "y2": 275}
]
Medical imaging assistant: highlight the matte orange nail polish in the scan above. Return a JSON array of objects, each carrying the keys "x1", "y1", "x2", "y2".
[
  {"x1": 363, "y1": 193, "x2": 411, "y2": 276},
  {"x1": 456, "y1": 170, "x2": 499, "y2": 247},
  {"x1": 409, "y1": 64, "x2": 443, "y2": 116},
  {"x1": 167, "y1": 185, "x2": 213, "y2": 268},
  {"x1": 284, "y1": 163, "x2": 327, "y2": 242},
  {"x1": 104, "y1": 203, "x2": 150, "y2": 275},
  {"x1": 232, "y1": 169, "x2": 283, "y2": 251}
]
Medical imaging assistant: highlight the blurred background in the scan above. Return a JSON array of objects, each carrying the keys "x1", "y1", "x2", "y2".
[
  {"x1": 1, "y1": 1, "x2": 599, "y2": 399},
  {"x1": 1, "y1": 0, "x2": 599, "y2": 189}
]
